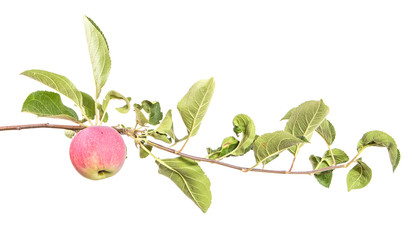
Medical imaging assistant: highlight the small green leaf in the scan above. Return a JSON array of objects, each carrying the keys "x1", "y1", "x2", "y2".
[
  {"x1": 207, "y1": 136, "x2": 240, "y2": 160},
  {"x1": 136, "y1": 100, "x2": 163, "y2": 125},
  {"x1": 102, "y1": 90, "x2": 130, "y2": 114},
  {"x1": 83, "y1": 15, "x2": 111, "y2": 99},
  {"x1": 323, "y1": 148, "x2": 349, "y2": 165},
  {"x1": 357, "y1": 130, "x2": 400, "y2": 172},
  {"x1": 139, "y1": 144, "x2": 153, "y2": 158},
  {"x1": 134, "y1": 104, "x2": 149, "y2": 126},
  {"x1": 150, "y1": 110, "x2": 177, "y2": 143},
  {"x1": 80, "y1": 92, "x2": 96, "y2": 120},
  {"x1": 97, "y1": 103, "x2": 109, "y2": 123},
  {"x1": 316, "y1": 119, "x2": 336, "y2": 145},
  {"x1": 347, "y1": 159, "x2": 372, "y2": 192},
  {"x1": 253, "y1": 131, "x2": 305, "y2": 167},
  {"x1": 64, "y1": 130, "x2": 76, "y2": 139},
  {"x1": 177, "y1": 78, "x2": 215, "y2": 138},
  {"x1": 145, "y1": 101, "x2": 163, "y2": 125},
  {"x1": 308, "y1": 149, "x2": 348, "y2": 188},
  {"x1": 284, "y1": 100, "x2": 329, "y2": 153},
  {"x1": 157, "y1": 157, "x2": 212, "y2": 213},
  {"x1": 232, "y1": 114, "x2": 256, "y2": 156},
  {"x1": 21, "y1": 69, "x2": 83, "y2": 107},
  {"x1": 22, "y1": 91, "x2": 79, "y2": 122},
  {"x1": 309, "y1": 155, "x2": 333, "y2": 188}
]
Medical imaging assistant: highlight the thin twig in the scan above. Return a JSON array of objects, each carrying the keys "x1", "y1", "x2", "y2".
[{"x1": 0, "y1": 123, "x2": 354, "y2": 175}]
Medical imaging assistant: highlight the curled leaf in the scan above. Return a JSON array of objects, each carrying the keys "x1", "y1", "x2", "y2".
[
  {"x1": 232, "y1": 114, "x2": 256, "y2": 156},
  {"x1": 207, "y1": 136, "x2": 240, "y2": 160},
  {"x1": 357, "y1": 130, "x2": 400, "y2": 172},
  {"x1": 102, "y1": 90, "x2": 130, "y2": 114}
]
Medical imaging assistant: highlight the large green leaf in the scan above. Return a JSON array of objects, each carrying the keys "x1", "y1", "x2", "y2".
[
  {"x1": 157, "y1": 157, "x2": 212, "y2": 213},
  {"x1": 284, "y1": 100, "x2": 329, "y2": 153},
  {"x1": 347, "y1": 159, "x2": 372, "y2": 192},
  {"x1": 22, "y1": 91, "x2": 79, "y2": 122},
  {"x1": 21, "y1": 69, "x2": 82, "y2": 107},
  {"x1": 316, "y1": 119, "x2": 336, "y2": 145},
  {"x1": 357, "y1": 130, "x2": 400, "y2": 172},
  {"x1": 177, "y1": 78, "x2": 215, "y2": 138},
  {"x1": 83, "y1": 15, "x2": 111, "y2": 99},
  {"x1": 102, "y1": 90, "x2": 130, "y2": 114},
  {"x1": 253, "y1": 131, "x2": 304, "y2": 167},
  {"x1": 232, "y1": 114, "x2": 256, "y2": 156}
]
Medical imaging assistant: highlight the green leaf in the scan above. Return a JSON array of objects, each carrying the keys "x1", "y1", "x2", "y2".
[
  {"x1": 177, "y1": 78, "x2": 215, "y2": 138},
  {"x1": 139, "y1": 144, "x2": 153, "y2": 159},
  {"x1": 308, "y1": 149, "x2": 348, "y2": 188},
  {"x1": 140, "y1": 100, "x2": 163, "y2": 125},
  {"x1": 64, "y1": 130, "x2": 76, "y2": 139},
  {"x1": 80, "y1": 92, "x2": 96, "y2": 120},
  {"x1": 21, "y1": 69, "x2": 83, "y2": 107},
  {"x1": 309, "y1": 155, "x2": 333, "y2": 188},
  {"x1": 281, "y1": 107, "x2": 296, "y2": 121},
  {"x1": 253, "y1": 131, "x2": 305, "y2": 167},
  {"x1": 118, "y1": 97, "x2": 132, "y2": 113},
  {"x1": 347, "y1": 159, "x2": 372, "y2": 192},
  {"x1": 83, "y1": 15, "x2": 111, "y2": 99},
  {"x1": 232, "y1": 114, "x2": 256, "y2": 156},
  {"x1": 316, "y1": 119, "x2": 336, "y2": 145},
  {"x1": 207, "y1": 136, "x2": 240, "y2": 160},
  {"x1": 22, "y1": 91, "x2": 79, "y2": 122},
  {"x1": 134, "y1": 104, "x2": 149, "y2": 126},
  {"x1": 102, "y1": 90, "x2": 130, "y2": 114},
  {"x1": 357, "y1": 130, "x2": 400, "y2": 172},
  {"x1": 323, "y1": 148, "x2": 349, "y2": 165},
  {"x1": 157, "y1": 157, "x2": 212, "y2": 213},
  {"x1": 96, "y1": 103, "x2": 109, "y2": 123},
  {"x1": 284, "y1": 100, "x2": 329, "y2": 153},
  {"x1": 150, "y1": 110, "x2": 177, "y2": 143}
]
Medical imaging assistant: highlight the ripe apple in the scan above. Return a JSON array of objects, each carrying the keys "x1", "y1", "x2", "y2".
[{"x1": 69, "y1": 126, "x2": 126, "y2": 180}]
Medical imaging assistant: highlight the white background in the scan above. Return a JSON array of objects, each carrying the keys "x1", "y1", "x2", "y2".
[{"x1": 0, "y1": 0, "x2": 413, "y2": 239}]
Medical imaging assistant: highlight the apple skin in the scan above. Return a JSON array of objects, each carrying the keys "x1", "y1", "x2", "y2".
[{"x1": 69, "y1": 126, "x2": 126, "y2": 180}]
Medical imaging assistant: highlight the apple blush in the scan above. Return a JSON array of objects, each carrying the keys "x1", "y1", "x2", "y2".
[{"x1": 69, "y1": 126, "x2": 126, "y2": 180}]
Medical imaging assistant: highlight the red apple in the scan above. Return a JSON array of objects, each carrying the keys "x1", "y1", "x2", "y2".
[{"x1": 69, "y1": 126, "x2": 126, "y2": 180}]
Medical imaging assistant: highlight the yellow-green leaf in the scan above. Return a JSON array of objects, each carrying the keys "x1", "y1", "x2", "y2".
[{"x1": 157, "y1": 157, "x2": 212, "y2": 213}]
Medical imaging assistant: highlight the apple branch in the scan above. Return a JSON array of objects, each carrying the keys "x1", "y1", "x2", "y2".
[{"x1": 0, "y1": 123, "x2": 356, "y2": 175}]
